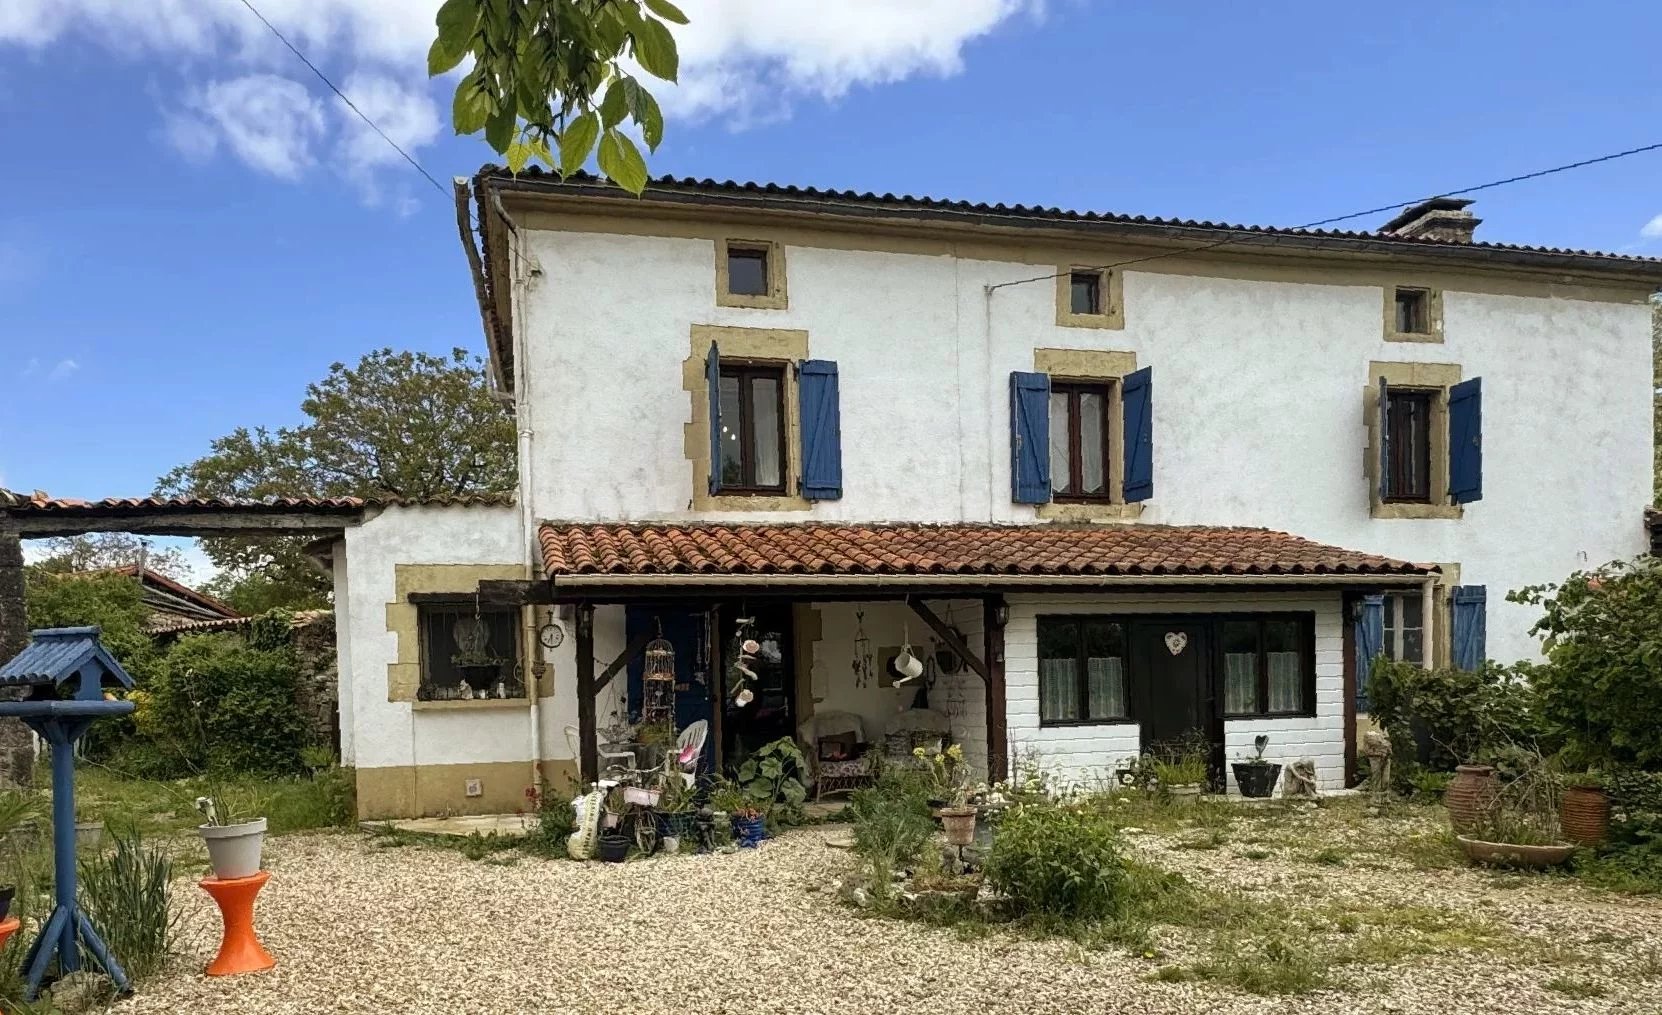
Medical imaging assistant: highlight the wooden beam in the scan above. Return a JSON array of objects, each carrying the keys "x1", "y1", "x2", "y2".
[
  {"x1": 983, "y1": 596, "x2": 1008, "y2": 783},
  {"x1": 905, "y1": 597, "x2": 988, "y2": 682},
  {"x1": 1342, "y1": 592, "x2": 1359, "y2": 789},
  {"x1": 575, "y1": 603, "x2": 597, "y2": 784},
  {"x1": 594, "y1": 627, "x2": 653, "y2": 695},
  {"x1": 707, "y1": 604, "x2": 723, "y2": 774},
  {"x1": 475, "y1": 580, "x2": 556, "y2": 605}
]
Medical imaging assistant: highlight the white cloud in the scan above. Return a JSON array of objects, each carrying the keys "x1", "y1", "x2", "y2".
[
  {"x1": 46, "y1": 358, "x2": 78, "y2": 380},
  {"x1": 168, "y1": 74, "x2": 327, "y2": 179},
  {"x1": 2, "y1": 0, "x2": 1037, "y2": 190},
  {"x1": 1642, "y1": 213, "x2": 1662, "y2": 240}
]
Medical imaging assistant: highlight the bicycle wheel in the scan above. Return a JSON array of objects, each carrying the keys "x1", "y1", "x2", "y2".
[{"x1": 628, "y1": 807, "x2": 661, "y2": 856}]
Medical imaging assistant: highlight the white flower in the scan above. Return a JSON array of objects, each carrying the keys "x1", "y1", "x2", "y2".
[{"x1": 735, "y1": 689, "x2": 754, "y2": 707}]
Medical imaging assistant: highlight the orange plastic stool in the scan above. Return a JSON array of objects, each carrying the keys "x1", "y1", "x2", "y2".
[
  {"x1": 199, "y1": 871, "x2": 275, "y2": 976},
  {"x1": 0, "y1": 916, "x2": 19, "y2": 951}
]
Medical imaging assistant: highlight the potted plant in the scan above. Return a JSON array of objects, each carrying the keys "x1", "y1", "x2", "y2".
[
  {"x1": 1445, "y1": 762, "x2": 1500, "y2": 835},
  {"x1": 1559, "y1": 772, "x2": 1610, "y2": 848},
  {"x1": 599, "y1": 784, "x2": 627, "y2": 830},
  {"x1": 706, "y1": 778, "x2": 756, "y2": 846},
  {"x1": 920, "y1": 744, "x2": 977, "y2": 845},
  {"x1": 1231, "y1": 735, "x2": 1282, "y2": 799},
  {"x1": 195, "y1": 793, "x2": 268, "y2": 880},
  {"x1": 654, "y1": 770, "x2": 698, "y2": 852},
  {"x1": 1155, "y1": 754, "x2": 1208, "y2": 800},
  {"x1": 1457, "y1": 749, "x2": 1574, "y2": 868},
  {"x1": 596, "y1": 830, "x2": 630, "y2": 862},
  {"x1": 734, "y1": 737, "x2": 810, "y2": 835}
]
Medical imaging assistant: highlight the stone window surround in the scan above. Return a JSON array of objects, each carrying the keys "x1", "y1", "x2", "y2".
[
  {"x1": 386, "y1": 564, "x2": 541, "y2": 704},
  {"x1": 1383, "y1": 283, "x2": 1445, "y2": 343},
  {"x1": 1364, "y1": 360, "x2": 1463, "y2": 520},
  {"x1": 716, "y1": 238, "x2": 788, "y2": 310},
  {"x1": 683, "y1": 324, "x2": 810, "y2": 512},
  {"x1": 1055, "y1": 264, "x2": 1125, "y2": 330},
  {"x1": 1032, "y1": 348, "x2": 1143, "y2": 521}
]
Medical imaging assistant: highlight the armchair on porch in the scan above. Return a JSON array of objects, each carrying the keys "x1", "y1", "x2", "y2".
[
  {"x1": 797, "y1": 711, "x2": 876, "y2": 802},
  {"x1": 880, "y1": 707, "x2": 954, "y2": 768}
]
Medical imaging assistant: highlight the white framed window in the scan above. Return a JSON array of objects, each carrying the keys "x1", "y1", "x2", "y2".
[{"x1": 1382, "y1": 592, "x2": 1424, "y2": 665}]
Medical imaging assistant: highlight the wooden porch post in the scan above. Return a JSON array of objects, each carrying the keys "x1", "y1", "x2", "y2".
[
  {"x1": 982, "y1": 596, "x2": 1008, "y2": 783},
  {"x1": 575, "y1": 602, "x2": 597, "y2": 784},
  {"x1": 1342, "y1": 592, "x2": 1359, "y2": 788}
]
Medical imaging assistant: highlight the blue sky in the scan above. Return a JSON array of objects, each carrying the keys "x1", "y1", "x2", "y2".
[{"x1": 3, "y1": 0, "x2": 1661, "y2": 579}]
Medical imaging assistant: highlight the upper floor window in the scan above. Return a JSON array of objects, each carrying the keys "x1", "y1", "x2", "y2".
[
  {"x1": 418, "y1": 604, "x2": 524, "y2": 702},
  {"x1": 1037, "y1": 616, "x2": 1129, "y2": 724},
  {"x1": 1382, "y1": 388, "x2": 1433, "y2": 502},
  {"x1": 1048, "y1": 380, "x2": 1112, "y2": 501},
  {"x1": 718, "y1": 363, "x2": 787, "y2": 493},
  {"x1": 717, "y1": 239, "x2": 787, "y2": 310},
  {"x1": 1394, "y1": 287, "x2": 1431, "y2": 335},
  {"x1": 1070, "y1": 272, "x2": 1102, "y2": 315},
  {"x1": 1221, "y1": 616, "x2": 1310, "y2": 717}
]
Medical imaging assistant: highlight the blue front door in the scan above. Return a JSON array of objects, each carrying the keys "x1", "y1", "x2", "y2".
[{"x1": 625, "y1": 607, "x2": 715, "y2": 774}]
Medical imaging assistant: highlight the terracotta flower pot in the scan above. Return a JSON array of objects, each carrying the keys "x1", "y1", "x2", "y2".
[
  {"x1": 1560, "y1": 786, "x2": 1610, "y2": 847},
  {"x1": 1445, "y1": 765, "x2": 1499, "y2": 835},
  {"x1": 936, "y1": 806, "x2": 977, "y2": 846}
]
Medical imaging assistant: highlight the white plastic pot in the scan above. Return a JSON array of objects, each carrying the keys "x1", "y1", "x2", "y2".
[{"x1": 198, "y1": 818, "x2": 267, "y2": 880}]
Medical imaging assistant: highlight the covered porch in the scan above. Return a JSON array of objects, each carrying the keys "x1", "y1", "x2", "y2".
[{"x1": 482, "y1": 521, "x2": 1435, "y2": 796}]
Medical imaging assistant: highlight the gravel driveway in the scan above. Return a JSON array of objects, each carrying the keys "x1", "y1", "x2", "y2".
[{"x1": 114, "y1": 818, "x2": 1662, "y2": 1015}]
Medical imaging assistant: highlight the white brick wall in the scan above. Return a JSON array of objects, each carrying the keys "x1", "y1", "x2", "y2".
[{"x1": 1005, "y1": 592, "x2": 1347, "y2": 791}]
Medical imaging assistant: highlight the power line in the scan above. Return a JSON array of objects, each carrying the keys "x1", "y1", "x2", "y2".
[
  {"x1": 234, "y1": 0, "x2": 449, "y2": 200},
  {"x1": 986, "y1": 138, "x2": 1662, "y2": 293}
]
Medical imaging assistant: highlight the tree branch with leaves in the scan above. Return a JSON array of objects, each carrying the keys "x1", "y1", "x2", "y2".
[{"x1": 431, "y1": 0, "x2": 687, "y2": 192}]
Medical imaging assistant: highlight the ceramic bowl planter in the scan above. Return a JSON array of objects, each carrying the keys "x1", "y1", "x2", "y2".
[
  {"x1": 1457, "y1": 835, "x2": 1575, "y2": 869},
  {"x1": 199, "y1": 818, "x2": 268, "y2": 880},
  {"x1": 1167, "y1": 784, "x2": 1203, "y2": 802},
  {"x1": 622, "y1": 786, "x2": 661, "y2": 807},
  {"x1": 1445, "y1": 765, "x2": 1500, "y2": 835},
  {"x1": 597, "y1": 832, "x2": 630, "y2": 863},
  {"x1": 1231, "y1": 763, "x2": 1282, "y2": 799},
  {"x1": 1560, "y1": 786, "x2": 1611, "y2": 847},
  {"x1": 935, "y1": 806, "x2": 977, "y2": 847}
]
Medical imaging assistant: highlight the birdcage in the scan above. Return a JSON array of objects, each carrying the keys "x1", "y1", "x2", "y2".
[{"x1": 640, "y1": 623, "x2": 677, "y2": 728}]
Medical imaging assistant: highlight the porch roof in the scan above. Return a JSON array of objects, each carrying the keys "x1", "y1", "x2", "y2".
[{"x1": 536, "y1": 522, "x2": 1433, "y2": 589}]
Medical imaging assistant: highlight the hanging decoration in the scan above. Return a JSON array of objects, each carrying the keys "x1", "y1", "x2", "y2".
[
  {"x1": 729, "y1": 614, "x2": 758, "y2": 707},
  {"x1": 641, "y1": 620, "x2": 677, "y2": 728},
  {"x1": 851, "y1": 610, "x2": 875, "y2": 688}
]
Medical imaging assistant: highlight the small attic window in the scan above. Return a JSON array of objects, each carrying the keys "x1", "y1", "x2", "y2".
[
  {"x1": 1070, "y1": 272, "x2": 1103, "y2": 315},
  {"x1": 726, "y1": 245, "x2": 770, "y2": 297},
  {"x1": 1394, "y1": 287, "x2": 1430, "y2": 335}
]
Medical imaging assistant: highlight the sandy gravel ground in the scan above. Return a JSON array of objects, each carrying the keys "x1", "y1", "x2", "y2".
[{"x1": 112, "y1": 819, "x2": 1662, "y2": 1015}]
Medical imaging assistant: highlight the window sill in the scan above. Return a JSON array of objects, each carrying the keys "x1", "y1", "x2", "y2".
[
  {"x1": 1371, "y1": 501, "x2": 1462, "y2": 520},
  {"x1": 1038, "y1": 718, "x2": 1138, "y2": 729},
  {"x1": 412, "y1": 698, "x2": 529, "y2": 712},
  {"x1": 1036, "y1": 501, "x2": 1145, "y2": 522},
  {"x1": 716, "y1": 291, "x2": 788, "y2": 311},
  {"x1": 1383, "y1": 329, "x2": 1443, "y2": 344},
  {"x1": 1223, "y1": 711, "x2": 1318, "y2": 722}
]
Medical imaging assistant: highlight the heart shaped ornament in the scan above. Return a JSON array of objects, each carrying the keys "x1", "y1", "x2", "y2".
[{"x1": 1164, "y1": 631, "x2": 1188, "y2": 656}]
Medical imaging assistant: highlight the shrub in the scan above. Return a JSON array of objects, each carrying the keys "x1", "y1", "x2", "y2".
[
  {"x1": 139, "y1": 634, "x2": 311, "y2": 776},
  {"x1": 734, "y1": 737, "x2": 809, "y2": 825},
  {"x1": 524, "y1": 783, "x2": 577, "y2": 857},
  {"x1": 849, "y1": 777, "x2": 935, "y2": 890},
  {"x1": 984, "y1": 804, "x2": 1128, "y2": 920},
  {"x1": 1513, "y1": 558, "x2": 1662, "y2": 771},
  {"x1": 1368, "y1": 657, "x2": 1542, "y2": 770},
  {"x1": 78, "y1": 831, "x2": 177, "y2": 981}
]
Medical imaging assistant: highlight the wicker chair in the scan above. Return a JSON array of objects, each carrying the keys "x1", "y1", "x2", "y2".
[{"x1": 798, "y1": 711, "x2": 875, "y2": 801}]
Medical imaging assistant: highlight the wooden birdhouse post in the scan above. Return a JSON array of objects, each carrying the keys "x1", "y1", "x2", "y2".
[{"x1": 0, "y1": 627, "x2": 136, "y2": 999}]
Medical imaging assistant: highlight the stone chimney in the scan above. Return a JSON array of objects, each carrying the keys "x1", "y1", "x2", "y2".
[{"x1": 1380, "y1": 197, "x2": 1481, "y2": 244}]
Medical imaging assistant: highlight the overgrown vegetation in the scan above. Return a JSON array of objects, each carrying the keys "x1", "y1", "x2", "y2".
[
  {"x1": 78, "y1": 831, "x2": 179, "y2": 981},
  {"x1": 984, "y1": 806, "x2": 1128, "y2": 920}
]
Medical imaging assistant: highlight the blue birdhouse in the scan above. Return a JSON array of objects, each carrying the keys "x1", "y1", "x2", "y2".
[{"x1": 0, "y1": 628, "x2": 136, "y2": 997}]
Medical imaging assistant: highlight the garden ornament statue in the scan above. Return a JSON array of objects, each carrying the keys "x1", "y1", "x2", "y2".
[
  {"x1": 1281, "y1": 758, "x2": 1321, "y2": 801},
  {"x1": 1363, "y1": 728, "x2": 1393, "y2": 801},
  {"x1": 0, "y1": 627, "x2": 136, "y2": 999}
]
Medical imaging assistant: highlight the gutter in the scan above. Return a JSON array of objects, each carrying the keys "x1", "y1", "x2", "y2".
[{"x1": 543, "y1": 571, "x2": 1436, "y2": 590}]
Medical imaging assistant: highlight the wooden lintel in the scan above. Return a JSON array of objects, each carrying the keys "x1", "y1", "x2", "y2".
[
  {"x1": 474, "y1": 580, "x2": 555, "y2": 605},
  {"x1": 594, "y1": 627, "x2": 654, "y2": 695},
  {"x1": 905, "y1": 597, "x2": 989, "y2": 683}
]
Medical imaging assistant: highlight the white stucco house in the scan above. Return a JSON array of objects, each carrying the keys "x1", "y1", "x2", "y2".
[{"x1": 323, "y1": 171, "x2": 1660, "y2": 819}]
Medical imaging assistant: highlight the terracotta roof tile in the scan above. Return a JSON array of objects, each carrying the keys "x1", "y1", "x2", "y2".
[
  {"x1": 537, "y1": 522, "x2": 1429, "y2": 581},
  {"x1": 0, "y1": 491, "x2": 513, "y2": 517}
]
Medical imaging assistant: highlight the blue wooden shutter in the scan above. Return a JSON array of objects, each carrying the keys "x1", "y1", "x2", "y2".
[
  {"x1": 797, "y1": 360, "x2": 843, "y2": 500},
  {"x1": 1009, "y1": 371, "x2": 1051, "y2": 504},
  {"x1": 1448, "y1": 377, "x2": 1482, "y2": 504},
  {"x1": 706, "y1": 342, "x2": 723, "y2": 495},
  {"x1": 1122, "y1": 366, "x2": 1153, "y2": 503},
  {"x1": 1355, "y1": 594, "x2": 1384, "y2": 711},
  {"x1": 1377, "y1": 376, "x2": 1390, "y2": 503},
  {"x1": 1451, "y1": 585, "x2": 1487, "y2": 670}
]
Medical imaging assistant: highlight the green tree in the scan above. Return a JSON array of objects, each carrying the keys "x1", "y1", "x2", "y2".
[
  {"x1": 159, "y1": 347, "x2": 516, "y2": 609},
  {"x1": 1653, "y1": 298, "x2": 1661, "y2": 505},
  {"x1": 431, "y1": 0, "x2": 686, "y2": 192},
  {"x1": 27, "y1": 532, "x2": 189, "y2": 581},
  {"x1": 23, "y1": 570, "x2": 157, "y2": 681}
]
